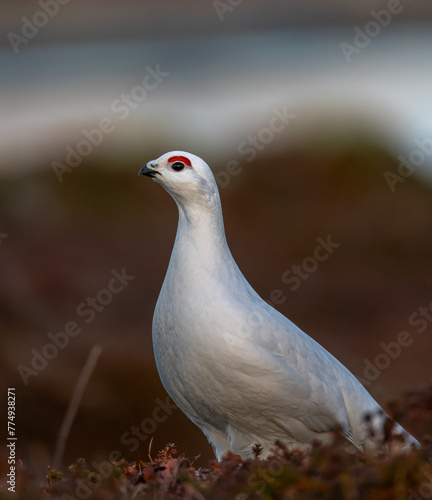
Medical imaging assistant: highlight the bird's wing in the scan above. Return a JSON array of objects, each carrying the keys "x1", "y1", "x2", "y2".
[{"x1": 219, "y1": 304, "x2": 355, "y2": 441}]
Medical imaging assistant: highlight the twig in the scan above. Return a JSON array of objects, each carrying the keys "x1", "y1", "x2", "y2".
[
  {"x1": 53, "y1": 344, "x2": 103, "y2": 468},
  {"x1": 148, "y1": 436, "x2": 154, "y2": 464}
]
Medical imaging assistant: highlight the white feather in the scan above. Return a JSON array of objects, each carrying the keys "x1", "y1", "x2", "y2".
[{"x1": 141, "y1": 151, "x2": 419, "y2": 459}]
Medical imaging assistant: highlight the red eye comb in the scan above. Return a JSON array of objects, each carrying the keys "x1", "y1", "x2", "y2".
[{"x1": 168, "y1": 155, "x2": 191, "y2": 166}]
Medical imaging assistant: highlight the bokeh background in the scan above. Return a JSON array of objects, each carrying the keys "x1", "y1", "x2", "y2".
[{"x1": 1, "y1": 0, "x2": 432, "y2": 478}]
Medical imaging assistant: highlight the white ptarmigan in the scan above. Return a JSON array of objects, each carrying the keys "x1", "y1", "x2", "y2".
[{"x1": 139, "y1": 151, "x2": 419, "y2": 459}]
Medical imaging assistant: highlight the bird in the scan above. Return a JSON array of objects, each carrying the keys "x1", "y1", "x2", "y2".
[{"x1": 138, "y1": 151, "x2": 419, "y2": 460}]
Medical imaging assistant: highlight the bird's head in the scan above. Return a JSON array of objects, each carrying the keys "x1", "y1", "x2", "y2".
[{"x1": 139, "y1": 151, "x2": 219, "y2": 209}]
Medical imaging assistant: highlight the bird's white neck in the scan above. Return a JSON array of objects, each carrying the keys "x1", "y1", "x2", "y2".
[{"x1": 173, "y1": 194, "x2": 231, "y2": 270}]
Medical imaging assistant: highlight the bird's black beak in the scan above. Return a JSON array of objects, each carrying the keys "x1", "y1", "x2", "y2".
[{"x1": 138, "y1": 163, "x2": 160, "y2": 178}]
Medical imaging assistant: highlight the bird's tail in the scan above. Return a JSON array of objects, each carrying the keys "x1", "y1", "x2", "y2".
[{"x1": 364, "y1": 409, "x2": 419, "y2": 453}]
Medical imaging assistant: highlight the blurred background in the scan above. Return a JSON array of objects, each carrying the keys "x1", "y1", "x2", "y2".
[{"x1": 1, "y1": 0, "x2": 432, "y2": 477}]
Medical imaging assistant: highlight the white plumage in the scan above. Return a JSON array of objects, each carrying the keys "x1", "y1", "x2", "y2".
[{"x1": 139, "y1": 150, "x2": 418, "y2": 459}]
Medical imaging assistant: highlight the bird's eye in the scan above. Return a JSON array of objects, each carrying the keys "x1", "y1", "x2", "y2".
[{"x1": 171, "y1": 162, "x2": 185, "y2": 172}]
